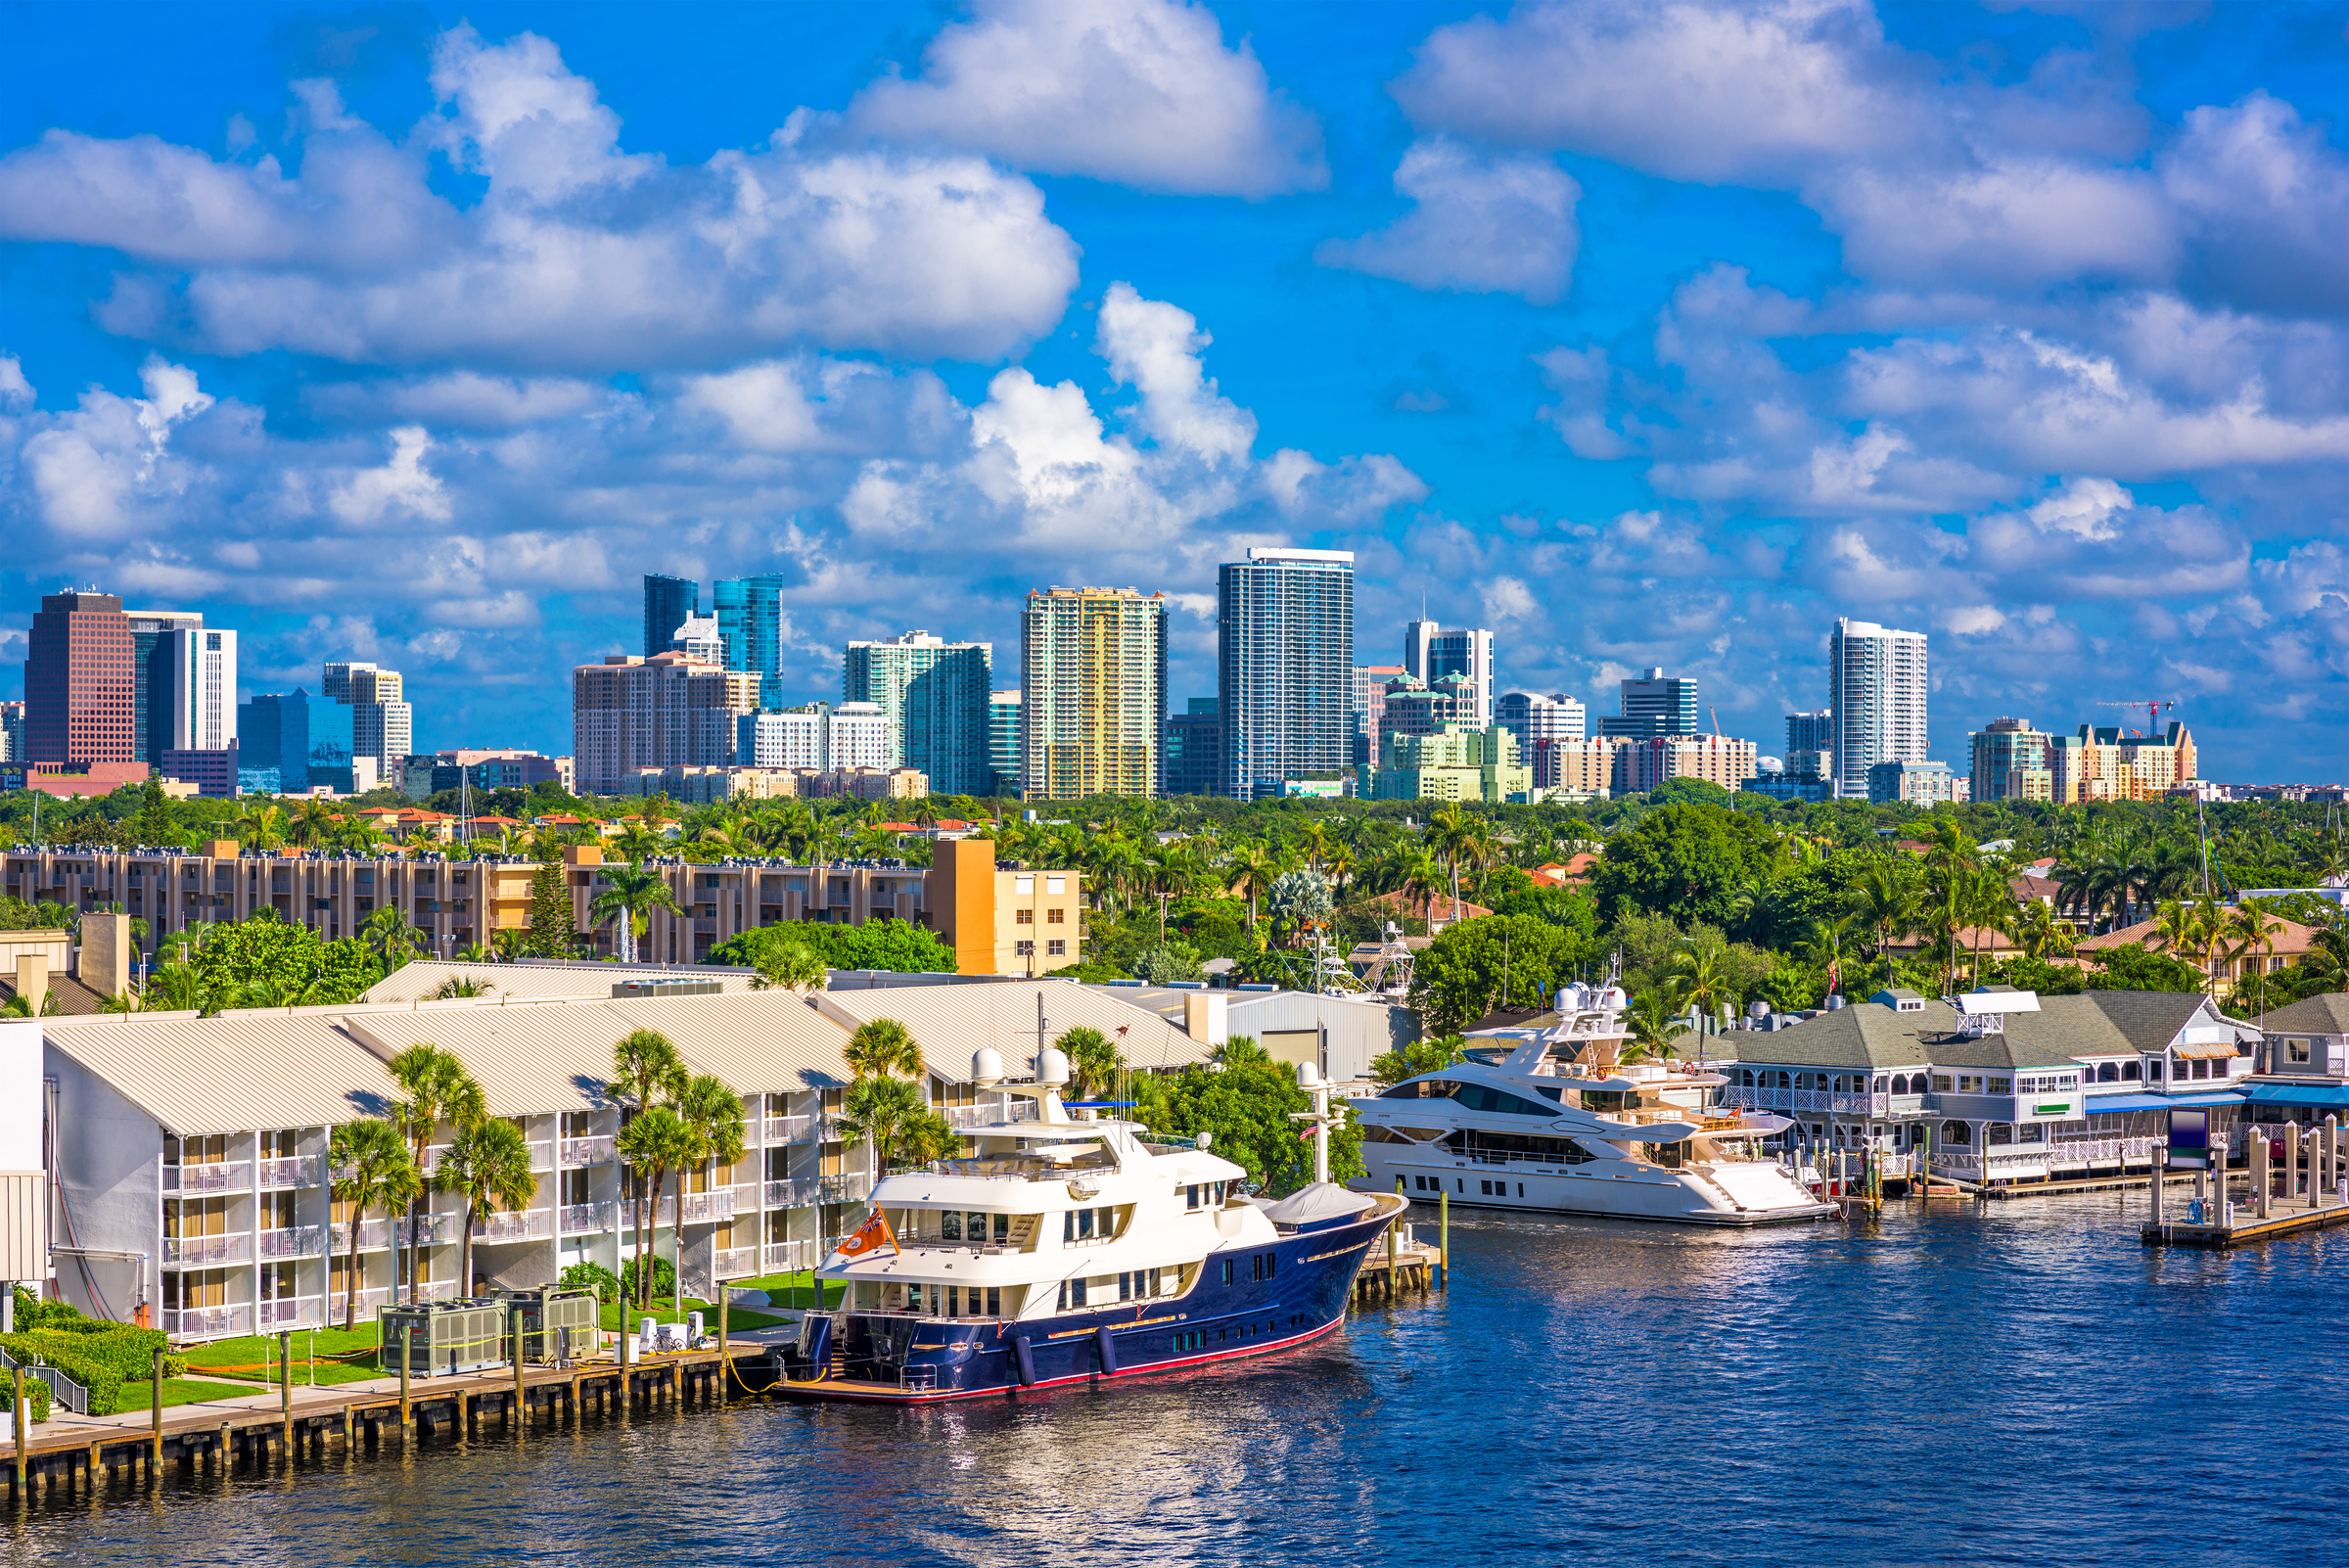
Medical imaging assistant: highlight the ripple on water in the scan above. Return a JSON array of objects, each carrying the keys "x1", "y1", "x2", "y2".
[{"x1": 8, "y1": 1195, "x2": 2348, "y2": 1567}]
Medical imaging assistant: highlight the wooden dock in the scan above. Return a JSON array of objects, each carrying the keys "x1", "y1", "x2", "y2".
[
  {"x1": 2143, "y1": 1200, "x2": 2349, "y2": 1250},
  {"x1": 6, "y1": 1345, "x2": 749, "y2": 1507}
]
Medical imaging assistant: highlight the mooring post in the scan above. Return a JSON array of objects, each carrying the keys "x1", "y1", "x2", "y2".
[
  {"x1": 512, "y1": 1308, "x2": 528, "y2": 1442},
  {"x1": 1438, "y1": 1189, "x2": 1449, "y2": 1288},
  {"x1": 397, "y1": 1325, "x2": 411, "y2": 1440},
  {"x1": 2150, "y1": 1149, "x2": 2167, "y2": 1227},
  {"x1": 279, "y1": 1332, "x2": 293, "y2": 1461},
  {"x1": 151, "y1": 1347, "x2": 164, "y2": 1480},
  {"x1": 12, "y1": 1367, "x2": 25, "y2": 1507}
]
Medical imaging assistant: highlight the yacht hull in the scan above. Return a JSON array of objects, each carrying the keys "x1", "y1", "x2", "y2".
[
  {"x1": 779, "y1": 1203, "x2": 1394, "y2": 1405},
  {"x1": 1353, "y1": 1151, "x2": 1831, "y2": 1226}
]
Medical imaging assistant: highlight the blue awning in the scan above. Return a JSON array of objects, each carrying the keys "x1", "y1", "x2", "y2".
[
  {"x1": 2240, "y1": 1082, "x2": 2349, "y2": 1108},
  {"x1": 2081, "y1": 1090, "x2": 2247, "y2": 1115}
]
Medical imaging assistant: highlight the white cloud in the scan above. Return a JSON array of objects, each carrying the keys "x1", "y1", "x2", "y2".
[
  {"x1": 841, "y1": 0, "x2": 1324, "y2": 197},
  {"x1": 20, "y1": 355, "x2": 216, "y2": 540},
  {"x1": 1317, "y1": 139, "x2": 1581, "y2": 304},
  {"x1": 0, "y1": 26, "x2": 1079, "y2": 370},
  {"x1": 327, "y1": 427, "x2": 452, "y2": 528}
]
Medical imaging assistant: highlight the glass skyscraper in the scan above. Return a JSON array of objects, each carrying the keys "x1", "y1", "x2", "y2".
[
  {"x1": 1218, "y1": 548, "x2": 1355, "y2": 800},
  {"x1": 842, "y1": 630, "x2": 993, "y2": 795},
  {"x1": 988, "y1": 690, "x2": 1022, "y2": 798},
  {"x1": 713, "y1": 575, "x2": 787, "y2": 702},
  {"x1": 643, "y1": 574, "x2": 700, "y2": 659}
]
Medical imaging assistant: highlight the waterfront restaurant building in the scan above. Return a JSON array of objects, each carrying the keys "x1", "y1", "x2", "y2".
[
  {"x1": 11, "y1": 971, "x2": 1212, "y2": 1341},
  {"x1": 1712, "y1": 989, "x2": 2259, "y2": 1183}
]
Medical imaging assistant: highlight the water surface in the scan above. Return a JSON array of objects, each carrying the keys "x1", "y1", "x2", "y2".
[{"x1": 9, "y1": 1191, "x2": 2339, "y2": 1566}]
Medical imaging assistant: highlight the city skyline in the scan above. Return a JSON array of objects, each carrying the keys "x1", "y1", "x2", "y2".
[{"x1": 3, "y1": 5, "x2": 2348, "y2": 777}]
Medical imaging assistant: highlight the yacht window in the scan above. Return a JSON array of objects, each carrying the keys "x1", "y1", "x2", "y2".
[
  {"x1": 968, "y1": 1212, "x2": 989, "y2": 1242},
  {"x1": 1535, "y1": 1084, "x2": 1561, "y2": 1102},
  {"x1": 1185, "y1": 1183, "x2": 1200, "y2": 1210},
  {"x1": 1221, "y1": 1259, "x2": 1234, "y2": 1285},
  {"x1": 942, "y1": 1211, "x2": 962, "y2": 1242}
]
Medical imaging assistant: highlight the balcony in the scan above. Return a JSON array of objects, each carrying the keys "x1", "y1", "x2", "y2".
[
  {"x1": 817, "y1": 1173, "x2": 872, "y2": 1205},
  {"x1": 330, "y1": 1217, "x2": 394, "y2": 1253},
  {"x1": 528, "y1": 1140, "x2": 556, "y2": 1173},
  {"x1": 164, "y1": 1161, "x2": 253, "y2": 1195},
  {"x1": 473, "y1": 1208, "x2": 555, "y2": 1243},
  {"x1": 714, "y1": 1245, "x2": 760, "y2": 1280},
  {"x1": 259, "y1": 1224, "x2": 328, "y2": 1260},
  {"x1": 761, "y1": 1115, "x2": 815, "y2": 1145},
  {"x1": 163, "y1": 1233, "x2": 253, "y2": 1268},
  {"x1": 559, "y1": 1135, "x2": 615, "y2": 1166},
  {"x1": 394, "y1": 1214, "x2": 460, "y2": 1248},
  {"x1": 761, "y1": 1238, "x2": 817, "y2": 1274},
  {"x1": 256, "y1": 1295, "x2": 327, "y2": 1331},
  {"x1": 161, "y1": 1305, "x2": 251, "y2": 1340},
  {"x1": 1722, "y1": 1085, "x2": 1890, "y2": 1117},
  {"x1": 622, "y1": 1190, "x2": 737, "y2": 1228},
  {"x1": 558, "y1": 1201, "x2": 619, "y2": 1235},
  {"x1": 258, "y1": 1156, "x2": 317, "y2": 1190}
]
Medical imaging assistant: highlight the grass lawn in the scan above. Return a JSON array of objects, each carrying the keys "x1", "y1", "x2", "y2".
[
  {"x1": 191, "y1": 1357, "x2": 389, "y2": 1387},
  {"x1": 182, "y1": 1323, "x2": 379, "y2": 1367},
  {"x1": 724, "y1": 1270, "x2": 845, "y2": 1310},
  {"x1": 595, "y1": 1298, "x2": 789, "y2": 1333},
  {"x1": 119, "y1": 1377, "x2": 286, "y2": 1411}
]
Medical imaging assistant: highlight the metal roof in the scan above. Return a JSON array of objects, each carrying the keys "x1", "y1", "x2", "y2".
[
  {"x1": 44, "y1": 1011, "x2": 404, "y2": 1134},
  {"x1": 361, "y1": 959, "x2": 759, "y2": 1005},
  {"x1": 2239, "y1": 1082, "x2": 2349, "y2": 1107},
  {"x1": 816, "y1": 980, "x2": 1216, "y2": 1078}
]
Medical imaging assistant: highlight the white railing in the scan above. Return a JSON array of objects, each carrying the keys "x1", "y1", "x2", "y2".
[
  {"x1": 164, "y1": 1161, "x2": 253, "y2": 1195},
  {"x1": 418, "y1": 1144, "x2": 452, "y2": 1175},
  {"x1": 761, "y1": 1115, "x2": 815, "y2": 1144},
  {"x1": 942, "y1": 1105, "x2": 1009, "y2": 1130},
  {"x1": 558, "y1": 1201, "x2": 619, "y2": 1234},
  {"x1": 330, "y1": 1217, "x2": 394, "y2": 1252},
  {"x1": 817, "y1": 1173, "x2": 872, "y2": 1205},
  {"x1": 473, "y1": 1208, "x2": 554, "y2": 1242},
  {"x1": 163, "y1": 1233, "x2": 252, "y2": 1267},
  {"x1": 394, "y1": 1214, "x2": 459, "y2": 1247},
  {"x1": 257, "y1": 1156, "x2": 316, "y2": 1189},
  {"x1": 762, "y1": 1239, "x2": 817, "y2": 1274},
  {"x1": 1933, "y1": 1135, "x2": 2161, "y2": 1179},
  {"x1": 761, "y1": 1177, "x2": 822, "y2": 1209},
  {"x1": 528, "y1": 1139, "x2": 556, "y2": 1173},
  {"x1": 622, "y1": 1190, "x2": 738, "y2": 1228},
  {"x1": 259, "y1": 1224, "x2": 328, "y2": 1259},
  {"x1": 1724, "y1": 1086, "x2": 1890, "y2": 1116},
  {"x1": 714, "y1": 1245, "x2": 759, "y2": 1279},
  {"x1": 560, "y1": 1135, "x2": 615, "y2": 1166},
  {"x1": 161, "y1": 1304, "x2": 251, "y2": 1340},
  {"x1": 256, "y1": 1295, "x2": 326, "y2": 1330}
]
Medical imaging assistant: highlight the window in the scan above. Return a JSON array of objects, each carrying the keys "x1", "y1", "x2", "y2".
[
  {"x1": 1185, "y1": 1183, "x2": 1201, "y2": 1210},
  {"x1": 1046, "y1": 907, "x2": 1065, "y2": 924},
  {"x1": 1931, "y1": 1076, "x2": 1953, "y2": 1092},
  {"x1": 1221, "y1": 1259, "x2": 1233, "y2": 1285},
  {"x1": 2018, "y1": 1124, "x2": 2044, "y2": 1144},
  {"x1": 1016, "y1": 941, "x2": 1035, "y2": 957},
  {"x1": 2289, "y1": 1039, "x2": 2311, "y2": 1064},
  {"x1": 2097, "y1": 1063, "x2": 2118, "y2": 1082},
  {"x1": 2148, "y1": 1060, "x2": 2164, "y2": 1081},
  {"x1": 1892, "y1": 1075, "x2": 1909, "y2": 1095},
  {"x1": 1046, "y1": 940, "x2": 1066, "y2": 956},
  {"x1": 2191, "y1": 1059, "x2": 2210, "y2": 1080},
  {"x1": 1988, "y1": 1079, "x2": 2011, "y2": 1094},
  {"x1": 1016, "y1": 876, "x2": 1035, "y2": 894},
  {"x1": 1046, "y1": 876, "x2": 1066, "y2": 895},
  {"x1": 2122, "y1": 1062, "x2": 2142, "y2": 1082},
  {"x1": 1015, "y1": 909, "x2": 1035, "y2": 925}
]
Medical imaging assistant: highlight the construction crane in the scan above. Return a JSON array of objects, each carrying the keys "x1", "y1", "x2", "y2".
[{"x1": 2095, "y1": 698, "x2": 2177, "y2": 738}]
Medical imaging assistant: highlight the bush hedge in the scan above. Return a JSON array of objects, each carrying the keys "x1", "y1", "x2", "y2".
[{"x1": 1, "y1": 1326, "x2": 184, "y2": 1416}]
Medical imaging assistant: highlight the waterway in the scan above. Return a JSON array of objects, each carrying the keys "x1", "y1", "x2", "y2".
[{"x1": 8, "y1": 1191, "x2": 2346, "y2": 1565}]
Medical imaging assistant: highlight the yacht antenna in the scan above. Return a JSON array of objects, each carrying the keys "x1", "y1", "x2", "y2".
[{"x1": 1290, "y1": 1062, "x2": 1341, "y2": 1185}]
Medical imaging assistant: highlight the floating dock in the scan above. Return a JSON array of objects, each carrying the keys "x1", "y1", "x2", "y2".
[{"x1": 2142, "y1": 1121, "x2": 2349, "y2": 1250}]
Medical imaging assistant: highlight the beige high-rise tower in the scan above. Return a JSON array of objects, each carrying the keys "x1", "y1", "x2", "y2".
[{"x1": 1020, "y1": 586, "x2": 1168, "y2": 800}]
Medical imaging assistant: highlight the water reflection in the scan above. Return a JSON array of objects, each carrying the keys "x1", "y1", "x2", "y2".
[{"x1": 9, "y1": 1196, "x2": 2349, "y2": 1565}]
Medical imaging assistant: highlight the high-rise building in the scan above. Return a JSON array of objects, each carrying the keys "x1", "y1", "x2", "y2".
[
  {"x1": 126, "y1": 610, "x2": 204, "y2": 768},
  {"x1": 1371, "y1": 723, "x2": 1531, "y2": 804},
  {"x1": 1618, "y1": 734, "x2": 1759, "y2": 795},
  {"x1": 1968, "y1": 716, "x2": 2054, "y2": 803},
  {"x1": 237, "y1": 689, "x2": 319, "y2": 794},
  {"x1": 1828, "y1": 620, "x2": 1928, "y2": 800},
  {"x1": 25, "y1": 589, "x2": 136, "y2": 765},
  {"x1": 0, "y1": 701, "x2": 23, "y2": 762},
  {"x1": 1867, "y1": 758, "x2": 1962, "y2": 807},
  {"x1": 737, "y1": 703, "x2": 894, "y2": 772},
  {"x1": 643, "y1": 574, "x2": 700, "y2": 660},
  {"x1": 712, "y1": 575, "x2": 787, "y2": 701},
  {"x1": 1352, "y1": 663, "x2": 1406, "y2": 770},
  {"x1": 1785, "y1": 709, "x2": 1834, "y2": 781},
  {"x1": 169, "y1": 627, "x2": 237, "y2": 754},
  {"x1": 1379, "y1": 672, "x2": 1481, "y2": 744},
  {"x1": 1219, "y1": 547, "x2": 1355, "y2": 799},
  {"x1": 670, "y1": 616, "x2": 723, "y2": 664},
  {"x1": 1022, "y1": 585, "x2": 1168, "y2": 800},
  {"x1": 574, "y1": 652, "x2": 761, "y2": 794},
  {"x1": 1165, "y1": 698, "x2": 1223, "y2": 797},
  {"x1": 988, "y1": 690, "x2": 1022, "y2": 797},
  {"x1": 325, "y1": 662, "x2": 413, "y2": 779},
  {"x1": 1599, "y1": 668, "x2": 1699, "y2": 739},
  {"x1": 1403, "y1": 622, "x2": 1495, "y2": 726},
  {"x1": 1497, "y1": 691, "x2": 1587, "y2": 750},
  {"x1": 2049, "y1": 723, "x2": 2195, "y2": 804},
  {"x1": 843, "y1": 630, "x2": 993, "y2": 795}
]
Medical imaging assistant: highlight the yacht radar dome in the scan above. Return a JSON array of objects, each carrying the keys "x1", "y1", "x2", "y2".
[
  {"x1": 971, "y1": 1047, "x2": 1004, "y2": 1086},
  {"x1": 1297, "y1": 1061, "x2": 1322, "y2": 1088},
  {"x1": 1036, "y1": 1046, "x2": 1070, "y2": 1086}
]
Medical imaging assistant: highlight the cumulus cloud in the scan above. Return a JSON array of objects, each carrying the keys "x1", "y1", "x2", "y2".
[
  {"x1": 0, "y1": 26, "x2": 1079, "y2": 369},
  {"x1": 1317, "y1": 139, "x2": 1581, "y2": 303},
  {"x1": 20, "y1": 355, "x2": 216, "y2": 540},
  {"x1": 841, "y1": 0, "x2": 1324, "y2": 197}
]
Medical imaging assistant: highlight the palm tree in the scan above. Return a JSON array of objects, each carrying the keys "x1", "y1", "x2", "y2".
[
  {"x1": 438, "y1": 1118, "x2": 537, "y2": 1299},
  {"x1": 330, "y1": 1118, "x2": 418, "y2": 1331},
  {"x1": 236, "y1": 801, "x2": 287, "y2": 852},
  {"x1": 608, "y1": 1028, "x2": 687, "y2": 1291},
  {"x1": 2224, "y1": 905, "x2": 2283, "y2": 1012},
  {"x1": 431, "y1": 974, "x2": 497, "y2": 999},
  {"x1": 1221, "y1": 842, "x2": 1279, "y2": 934},
  {"x1": 1397, "y1": 850, "x2": 1447, "y2": 926},
  {"x1": 844, "y1": 1017, "x2": 924, "y2": 1081},
  {"x1": 385, "y1": 1042, "x2": 486, "y2": 1304},
  {"x1": 836, "y1": 1074, "x2": 930, "y2": 1174},
  {"x1": 289, "y1": 798, "x2": 338, "y2": 850},
  {"x1": 674, "y1": 1074, "x2": 748, "y2": 1306},
  {"x1": 610, "y1": 820, "x2": 665, "y2": 863},
  {"x1": 1623, "y1": 990, "x2": 1682, "y2": 1064},
  {"x1": 747, "y1": 931, "x2": 826, "y2": 994},
  {"x1": 1427, "y1": 803, "x2": 1481, "y2": 922},
  {"x1": 617, "y1": 1106, "x2": 694, "y2": 1308},
  {"x1": 1849, "y1": 861, "x2": 1916, "y2": 965},
  {"x1": 1054, "y1": 1026, "x2": 1123, "y2": 1100},
  {"x1": 1664, "y1": 941, "x2": 1733, "y2": 1026},
  {"x1": 363, "y1": 906, "x2": 427, "y2": 973},
  {"x1": 588, "y1": 859, "x2": 682, "y2": 964}
]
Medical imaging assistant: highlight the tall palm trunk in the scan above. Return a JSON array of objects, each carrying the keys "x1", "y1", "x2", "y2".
[
  {"x1": 669, "y1": 1169, "x2": 688, "y2": 1319},
  {"x1": 406, "y1": 1137, "x2": 426, "y2": 1305},
  {"x1": 343, "y1": 1193, "x2": 367, "y2": 1332}
]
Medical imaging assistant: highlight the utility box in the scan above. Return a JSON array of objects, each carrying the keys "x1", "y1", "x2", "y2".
[
  {"x1": 494, "y1": 1286, "x2": 600, "y2": 1363},
  {"x1": 380, "y1": 1299, "x2": 510, "y2": 1378}
]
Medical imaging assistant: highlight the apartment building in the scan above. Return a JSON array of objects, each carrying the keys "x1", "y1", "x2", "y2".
[
  {"x1": 1022, "y1": 586, "x2": 1168, "y2": 801},
  {"x1": 574, "y1": 652, "x2": 761, "y2": 795},
  {"x1": 1402, "y1": 622, "x2": 1495, "y2": 726},
  {"x1": 1369, "y1": 723, "x2": 1532, "y2": 804},
  {"x1": 737, "y1": 703, "x2": 895, "y2": 772},
  {"x1": 1868, "y1": 758, "x2": 1965, "y2": 806},
  {"x1": 1967, "y1": 716, "x2": 2055, "y2": 803},
  {"x1": 1829, "y1": 620, "x2": 1929, "y2": 800},
  {"x1": 324, "y1": 662, "x2": 413, "y2": 780},
  {"x1": 2049, "y1": 722, "x2": 2198, "y2": 803},
  {"x1": 843, "y1": 631, "x2": 992, "y2": 794},
  {"x1": 1163, "y1": 698, "x2": 1222, "y2": 797},
  {"x1": 1219, "y1": 548, "x2": 1353, "y2": 800},
  {"x1": 12, "y1": 973, "x2": 1211, "y2": 1340},
  {"x1": 1351, "y1": 664, "x2": 1406, "y2": 771},
  {"x1": 1617, "y1": 733, "x2": 1759, "y2": 794},
  {"x1": 622, "y1": 764, "x2": 927, "y2": 804},
  {"x1": 987, "y1": 690, "x2": 1022, "y2": 797}
]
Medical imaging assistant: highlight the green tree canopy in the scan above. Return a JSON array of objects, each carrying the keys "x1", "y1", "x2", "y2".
[
  {"x1": 1128, "y1": 1038, "x2": 1361, "y2": 1193},
  {"x1": 1407, "y1": 913, "x2": 1580, "y2": 1036},
  {"x1": 709, "y1": 920, "x2": 957, "y2": 976},
  {"x1": 1590, "y1": 803, "x2": 1777, "y2": 927}
]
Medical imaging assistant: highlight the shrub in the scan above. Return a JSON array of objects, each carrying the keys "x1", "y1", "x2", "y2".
[
  {"x1": 620, "y1": 1255, "x2": 675, "y2": 1303},
  {"x1": 1, "y1": 1325, "x2": 182, "y2": 1415},
  {"x1": 559, "y1": 1262, "x2": 620, "y2": 1303}
]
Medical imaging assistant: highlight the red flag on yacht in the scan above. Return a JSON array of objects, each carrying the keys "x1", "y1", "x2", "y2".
[{"x1": 838, "y1": 1206, "x2": 899, "y2": 1258}]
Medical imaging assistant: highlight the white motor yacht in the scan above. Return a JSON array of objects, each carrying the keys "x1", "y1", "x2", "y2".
[{"x1": 1348, "y1": 983, "x2": 1832, "y2": 1225}]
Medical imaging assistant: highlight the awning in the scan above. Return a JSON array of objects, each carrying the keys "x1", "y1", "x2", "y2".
[
  {"x1": 2081, "y1": 1090, "x2": 2247, "y2": 1115},
  {"x1": 2175, "y1": 1043, "x2": 2240, "y2": 1060},
  {"x1": 2240, "y1": 1082, "x2": 2349, "y2": 1108}
]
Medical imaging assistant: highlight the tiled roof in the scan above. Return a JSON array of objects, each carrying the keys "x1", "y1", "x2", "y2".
[{"x1": 2078, "y1": 917, "x2": 2323, "y2": 954}]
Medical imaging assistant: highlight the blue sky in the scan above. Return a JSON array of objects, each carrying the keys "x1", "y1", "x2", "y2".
[{"x1": 5, "y1": 0, "x2": 2349, "y2": 779}]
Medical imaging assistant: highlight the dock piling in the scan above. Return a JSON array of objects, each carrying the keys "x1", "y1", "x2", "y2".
[
  {"x1": 397, "y1": 1325, "x2": 411, "y2": 1441},
  {"x1": 1438, "y1": 1190, "x2": 1448, "y2": 1288},
  {"x1": 150, "y1": 1348, "x2": 163, "y2": 1482},
  {"x1": 512, "y1": 1309, "x2": 527, "y2": 1443}
]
